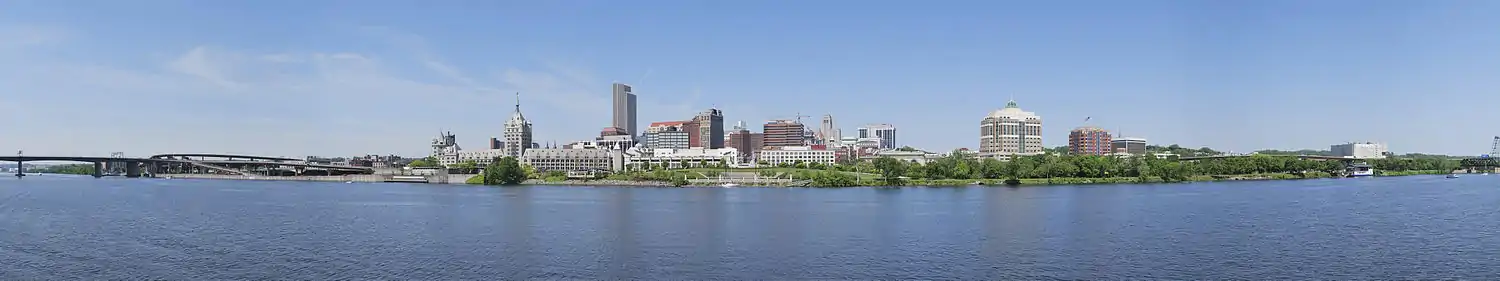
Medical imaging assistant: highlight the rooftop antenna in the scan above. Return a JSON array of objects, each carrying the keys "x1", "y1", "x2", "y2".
[{"x1": 515, "y1": 92, "x2": 521, "y2": 111}]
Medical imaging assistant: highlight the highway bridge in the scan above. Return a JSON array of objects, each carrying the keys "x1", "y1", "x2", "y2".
[{"x1": 2, "y1": 153, "x2": 374, "y2": 178}]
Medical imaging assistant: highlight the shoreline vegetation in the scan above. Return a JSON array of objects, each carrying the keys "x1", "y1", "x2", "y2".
[
  {"x1": 465, "y1": 153, "x2": 1462, "y2": 188},
  {"x1": 30, "y1": 151, "x2": 1460, "y2": 188}
]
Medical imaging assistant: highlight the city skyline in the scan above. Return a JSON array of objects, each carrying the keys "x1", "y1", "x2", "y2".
[{"x1": 5, "y1": 1, "x2": 1500, "y2": 157}]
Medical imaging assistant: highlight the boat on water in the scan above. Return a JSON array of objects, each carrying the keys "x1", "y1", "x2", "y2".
[
  {"x1": 721, "y1": 183, "x2": 740, "y2": 188},
  {"x1": 1446, "y1": 174, "x2": 1460, "y2": 179},
  {"x1": 1346, "y1": 162, "x2": 1375, "y2": 177}
]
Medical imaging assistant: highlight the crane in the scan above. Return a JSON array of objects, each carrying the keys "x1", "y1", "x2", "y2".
[{"x1": 792, "y1": 112, "x2": 811, "y2": 124}]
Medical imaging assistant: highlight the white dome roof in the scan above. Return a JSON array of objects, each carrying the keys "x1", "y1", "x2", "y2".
[{"x1": 986, "y1": 100, "x2": 1040, "y2": 120}]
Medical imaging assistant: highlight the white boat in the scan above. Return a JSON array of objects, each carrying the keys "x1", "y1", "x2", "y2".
[
  {"x1": 721, "y1": 183, "x2": 740, "y2": 188},
  {"x1": 1446, "y1": 174, "x2": 1460, "y2": 179},
  {"x1": 1346, "y1": 163, "x2": 1375, "y2": 177}
]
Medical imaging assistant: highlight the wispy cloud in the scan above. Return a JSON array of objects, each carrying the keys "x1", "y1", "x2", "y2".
[
  {"x1": 0, "y1": 24, "x2": 67, "y2": 50},
  {"x1": 0, "y1": 24, "x2": 712, "y2": 157}
]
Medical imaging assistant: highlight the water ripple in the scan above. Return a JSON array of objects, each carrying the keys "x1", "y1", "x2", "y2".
[{"x1": 1, "y1": 175, "x2": 1498, "y2": 279}]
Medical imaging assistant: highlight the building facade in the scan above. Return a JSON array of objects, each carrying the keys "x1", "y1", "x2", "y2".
[
  {"x1": 979, "y1": 100, "x2": 1043, "y2": 159},
  {"x1": 503, "y1": 95, "x2": 534, "y2": 158},
  {"x1": 857, "y1": 124, "x2": 897, "y2": 149},
  {"x1": 522, "y1": 148, "x2": 624, "y2": 172},
  {"x1": 431, "y1": 132, "x2": 461, "y2": 166},
  {"x1": 1110, "y1": 137, "x2": 1148, "y2": 155},
  {"x1": 818, "y1": 114, "x2": 841, "y2": 146},
  {"x1": 644, "y1": 121, "x2": 690, "y2": 149},
  {"x1": 690, "y1": 108, "x2": 725, "y2": 149},
  {"x1": 859, "y1": 149, "x2": 942, "y2": 165},
  {"x1": 757, "y1": 146, "x2": 837, "y2": 166},
  {"x1": 726, "y1": 123, "x2": 764, "y2": 164},
  {"x1": 1068, "y1": 127, "x2": 1113, "y2": 156},
  {"x1": 457, "y1": 149, "x2": 508, "y2": 165},
  {"x1": 1330, "y1": 142, "x2": 1388, "y2": 159},
  {"x1": 622, "y1": 147, "x2": 740, "y2": 170},
  {"x1": 612, "y1": 83, "x2": 638, "y2": 137},
  {"x1": 763, "y1": 120, "x2": 806, "y2": 147}
]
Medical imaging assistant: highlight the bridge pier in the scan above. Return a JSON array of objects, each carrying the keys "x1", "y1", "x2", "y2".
[
  {"x1": 124, "y1": 161, "x2": 141, "y2": 178},
  {"x1": 14, "y1": 160, "x2": 23, "y2": 178},
  {"x1": 93, "y1": 162, "x2": 104, "y2": 178}
]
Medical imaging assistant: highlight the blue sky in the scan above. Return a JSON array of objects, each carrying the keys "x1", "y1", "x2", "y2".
[{"x1": 3, "y1": 0, "x2": 1500, "y2": 157}]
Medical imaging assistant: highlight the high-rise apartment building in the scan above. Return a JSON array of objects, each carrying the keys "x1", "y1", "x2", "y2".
[
  {"x1": 1110, "y1": 137, "x2": 1148, "y2": 155},
  {"x1": 857, "y1": 124, "x2": 897, "y2": 149},
  {"x1": 1068, "y1": 127, "x2": 1113, "y2": 156},
  {"x1": 763, "y1": 119, "x2": 807, "y2": 147},
  {"x1": 612, "y1": 83, "x2": 638, "y2": 137},
  {"x1": 504, "y1": 94, "x2": 534, "y2": 158},
  {"x1": 979, "y1": 100, "x2": 1043, "y2": 158}
]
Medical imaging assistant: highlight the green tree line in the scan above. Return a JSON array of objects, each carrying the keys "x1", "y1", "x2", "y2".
[
  {"x1": 857, "y1": 151, "x2": 1459, "y2": 185},
  {"x1": 36, "y1": 164, "x2": 95, "y2": 175}
]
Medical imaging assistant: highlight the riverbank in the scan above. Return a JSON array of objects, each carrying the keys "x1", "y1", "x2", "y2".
[
  {"x1": 455, "y1": 170, "x2": 1454, "y2": 188},
  {"x1": 144, "y1": 168, "x2": 1453, "y2": 187}
]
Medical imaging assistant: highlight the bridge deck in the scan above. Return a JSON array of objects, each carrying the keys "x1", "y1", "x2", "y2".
[{"x1": 2, "y1": 154, "x2": 374, "y2": 174}]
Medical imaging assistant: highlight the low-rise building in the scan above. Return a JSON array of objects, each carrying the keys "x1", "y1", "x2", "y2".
[
  {"x1": 623, "y1": 147, "x2": 739, "y2": 170},
  {"x1": 1330, "y1": 142, "x2": 1388, "y2": 159},
  {"x1": 522, "y1": 148, "x2": 624, "y2": 172},
  {"x1": 758, "y1": 146, "x2": 837, "y2": 166},
  {"x1": 861, "y1": 149, "x2": 943, "y2": 164},
  {"x1": 564, "y1": 135, "x2": 637, "y2": 151},
  {"x1": 1111, "y1": 137, "x2": 1148, "y2": 155},
  {"x1": 457, "y1": 149, "x2": 508, "y2": 165}
]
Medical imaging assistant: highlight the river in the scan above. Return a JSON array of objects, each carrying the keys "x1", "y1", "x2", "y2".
[{"x1": 2, "y1": 175, "x2": 1497, "y2": 279}]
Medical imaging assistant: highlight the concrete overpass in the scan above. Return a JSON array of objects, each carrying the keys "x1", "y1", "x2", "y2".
[{"x1": 149, "y1": 153, "x2": 301, "y2": 162}]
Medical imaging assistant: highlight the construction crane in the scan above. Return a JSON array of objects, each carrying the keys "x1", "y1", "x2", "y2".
[{"x1": 792, "y1": 112, "x2": 811, "y2": 124}]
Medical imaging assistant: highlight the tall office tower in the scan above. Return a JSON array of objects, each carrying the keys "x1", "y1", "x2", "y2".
[
  {"x1": 858, "y1": 124, "x2": 897, "y2": 149},
  {"x1": 819, "y1": 114, "x2": 841, "y2": 146},
  {"x1": 689, "y1": 108, "x2": 725, "y2": 149},
  {"x1": 612, "y1": 83, "x2": 638, "y2": 137},
  {"x1": 504, "y1": 93, "x2": 534, "y2": 158},
  {"x1": 1068, "y1": 127, "x2": 1113, "y2": 156},
  {"x1": 763, "y1": 119, "x2": 807, "y2": 147},
  {"x1": 979, "y1": 100, "x2": 1043, "y2": 157}
]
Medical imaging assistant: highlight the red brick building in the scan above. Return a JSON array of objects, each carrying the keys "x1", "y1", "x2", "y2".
[{"x1": 1068, "y1": 127, "x2": 1113, "y2": 156}]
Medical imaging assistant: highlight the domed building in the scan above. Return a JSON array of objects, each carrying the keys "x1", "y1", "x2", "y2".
[{"x1": 979, "y1": 100, "x2": 1043, "y2": 159}]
